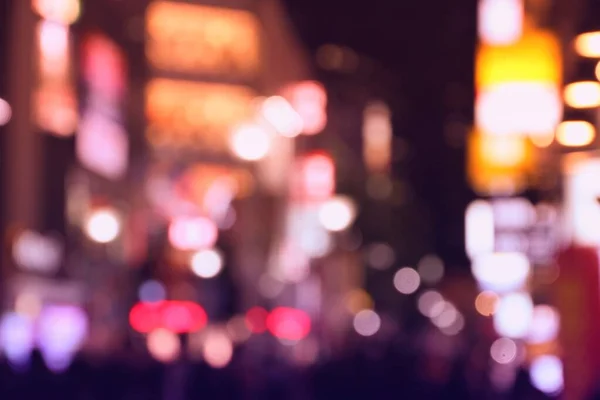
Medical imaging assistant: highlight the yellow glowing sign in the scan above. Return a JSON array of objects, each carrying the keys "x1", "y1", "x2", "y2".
[
  {"x1": 146, "y1": 1, "x2": 260, "y2": 78},
  {"x1": 467, "y1": 130, "x2": 534, "y2": 194},
  {"x1": 145, "y1": 78, "x2": 256, "y2": 151},
  {"x1": 476, "y1": 28, "x2": 561, "y2": 89}
]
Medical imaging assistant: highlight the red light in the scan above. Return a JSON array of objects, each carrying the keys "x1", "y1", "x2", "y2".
[
  {"x1": 168, "y1": 216, "x2": 218, "y2": 251},
  {"x1": 266, "y1": 307, "x2": 311, "y2": 341},
  {"x1": 294, "y1": 152, "x2": 335, "y2": 201},
  {"x1": 245, "y1": 307, "x2": 268, "y2": 333},
  {"x1": 129, "y1": 301, "x2": 207, "y2": 334}
]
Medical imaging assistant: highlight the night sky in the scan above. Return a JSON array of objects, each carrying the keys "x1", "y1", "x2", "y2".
[{"x1": 282, "y1": 0, "x2": 477, "y2": 268}]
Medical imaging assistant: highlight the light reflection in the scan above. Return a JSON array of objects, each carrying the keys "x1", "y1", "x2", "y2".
[
  {"x1": 393, "y1": 267, "x2": 421, "y2": 295},
  {"x1": 353, "y1": 309, "x2": 381, "y2": 337},
  {"x1": 490, "y1": 337, "x2": 517, "y2": 364}
]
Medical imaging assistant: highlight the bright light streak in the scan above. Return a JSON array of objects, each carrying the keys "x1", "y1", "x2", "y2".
[
  {"x1": 229, "y1": 123, "x2": 271, "y2": 161},
  {"x1": 475, "y1": 82, "x2": 561, "y2": 137},
  {"x1": 38, "y1": 20, "x2": 69, "y2": 62},
  {"x1": 493, "y1": 292, "x2": 533, "y2": 338},
  {"x1": 490, "y1": 337, "x2": 517, "y2": 364},
  {"x1": 575, "y1": 31, "x2": 600, "y2": 58},
  {"x1": 472, "y1": 252, "x2": 530, "y2": 293},
  {"x1": 556, "y1": 121, "x2": 595, "y2": 147},
  {"x1": 260, "y1": 96, "x2": 304, "y2": 137},
  {"x1": 465, "y1": 200, "x2": 495, "y2": 260},
  {"x1": 0, "y1": 98, "x2": 12, "y2": 126},
  {"x1": 564, "y1": 81, "x2": 600, "y2": 108},
  {"x1": 318, "y1": 195, "x2": 357, "y2": 232},
  {"x1": 190, "y1": 248, "x2": 224, "y2": 278},
  {"x1": 417, "y1": 291, "x2": 445, "y2": 318},
  {"x1": 32, "y1": 0, "x2": 81, "y2": 24},
  {"x1": 168, "y1": 216, "x2": 218, "y2": 251},
  {"x1": 393, "y1": 267, "x2": 421, "y2": 294},
  {"x1": 203, "y1": 329, "x2": 233, "y2": 368},
  {"x1": 147, "y1": 328, "x2": 180, "y2": 363},
  {"x1": 84, "y1": 208, "x2": 121, "y2": 243},
  {"x1": 478, "y1": 0, "x2": 523, "y2": 45},
  {"x1": 353, "y1": 309, "x2": 381, "y2": 337},
  {"x1": 527, "y1": 305, "x2": 560, "y2": 344},
  {"x1": 530, "y1": 355, "x2": 564, "y2": 394}
]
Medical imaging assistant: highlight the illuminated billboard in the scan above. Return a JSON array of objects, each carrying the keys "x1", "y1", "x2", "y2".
[
  {"x1": 145, "y1": 78, "x2": 256, "y2": 152},
  {"x1": 145, "y1": 1, "x2": 260, "y2": 79}
]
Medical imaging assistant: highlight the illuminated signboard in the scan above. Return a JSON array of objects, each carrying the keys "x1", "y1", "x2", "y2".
[
  {"x1": 77, "y1": 33, "x2": 129, "y2": 180},
  {"x1": 146, "y1": 1, "x2": 260, "y2": 79},
  {"x1": 145, "y1": 78, "x2": 256, "y2": 152}
]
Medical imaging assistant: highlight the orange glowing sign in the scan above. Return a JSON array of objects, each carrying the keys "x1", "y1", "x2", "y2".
[
  {"x1": 145, "y1": 78, "x2": 256, "y2": 152},
  {"x1": 146, "y1": 1, "x2": 260, "y2": 79},
  {"x1": 467, "y1": 130, "x2": 534, "y2": 195},
  {"x1": 178, "y1": 164, "x2": 254, "y2": 202}
]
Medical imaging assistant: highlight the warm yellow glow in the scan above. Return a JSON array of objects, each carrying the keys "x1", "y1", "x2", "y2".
[
  {"x1": 476, "y1": 28, "x2": 561, "y2": 88},
  {"x1": 575, "y1": 31, "x2": 600, "y2": 58},
  {"x1": 146, "y1": 1, "x2": 260, "y2": 77},
  {"x1": 596, "y1": 61, "x2": 600, "y2": 81},
  {"x1": 32, "y1": 0, "x2": 81, "y2": 25},
  {"x1": 363, "y1": 101, "x2": 392, "y2": 173},
  {"x1": 34, "y1": 84, "x2": 78, "y2": 137},
  {"x1": 564, "y1": 81, "x2": 600, "y2": 108},
  {"x1": 556, "y1": 121, "x2": 595, "y2": 147},
  {"x1": 467, "y1": 130, "x2": 533, "y2": 195},
  {"x1": 145, "y1": 79, "x2": 255, "y2": 151}
]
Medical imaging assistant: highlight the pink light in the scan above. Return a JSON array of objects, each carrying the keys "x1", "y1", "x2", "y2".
[
  {"x1": 129, "y1": 301, "x2": 207, "y2": 334},
  {"x1": 266, "y1": 307, "x2": 311, "y2": 341},
  {"x1": 168, "y1": 216, "x2": 218, "y2": 251},
  {"x1": 81, "y1": 34, "x2": 126, "y2": 98},
  {"x1": 295, "y1": 153, "x2": 335, "y2": 201},
  {"x1": 285, "y1": 81, "x2": 327, "y2": 135},
  {"x1": 245, "y1": 307, "x2": 268, "y2": 333}
]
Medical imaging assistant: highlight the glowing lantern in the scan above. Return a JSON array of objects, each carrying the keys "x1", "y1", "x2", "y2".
[
  {"x1": 284, "y1": 81, "x2": 327, "y2": 135},
  {"x1": 266, "y1": 307, "x2": 311, "y2": 341}
]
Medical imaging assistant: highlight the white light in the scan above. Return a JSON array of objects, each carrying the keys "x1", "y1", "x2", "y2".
[
  {"x1": 432, "y1": 303, "x2": 458, "y2": 329},
  {"x1": 12, "y1": 230, "x2": 63, "y2": 273},
  {"x1": 168, "y1": 216, "x2": 218, "y2": 251},
  {"x1": 575, "y1": 32, "x2": 600, "y2": 58},
  {"x1": 490, "y1": 337, "x2": 517, "y2": 364},
  {"x1": 84, "y1": 208, "x2": 121, "y2": 243},
  {"x1": 493, "y1": 292, "x2": 533, "y2": 338},
  {"x1": 556, "y1": 120, "x2": 595, "y2": 147},
  {"x1": 530, "y1": 355, "x2": 564, "y2": 394},
  {"x1": 475, "y1": 82, "x2": 562, "y2": 137},
  {"x1": 563, "y1": 157, "x2": 600, "y2": 247},
  {"x1": 318, "y1": 195, "x2": 357, "y2": 232},
  {"x1": 203, "y1": 329, "x2": 233, "y2": 368},
  {"x1": 353, "y1": 309, "x2": 381, "y2": 337},
  {"x1": 564, "y1": 81, "x2": 600, "y2": 109},
  {"x1": 492, "y1": 198, "x2": 535, "y2": 230},
  {"x1": 38, "y1": 20, "x2": 69, "y2": 61},
  {"x1": 417, "y1": 291, "x2": 445, "y2": 318},
  {"x1": 393, "y1": 267, "x2": 421, "y2": 294},
  {"x1": 465, "y1": 200, "x2": 495, "y2": 260},
  {"x1": 0, "y1": 98, "x2": 12, "y2": 126},
  {"x1": 147, "y1": 328, "x2": 180, "y2": 363},
  {"x1": 229, "y1": 123, "x2": 271, "y2": 161},
  {"x1": 527, "y1": 305, "x2": 560, "y2": 344},
  {"x1": 260, "y1": 96, "x2": 304, "y2": 138},
  {"x1": 478, "y1": 0, "x2": 523, "y2": 45},
  {"x1": 417, "y1": 254, "x2": 444, "y2": 285},
  {"x1": 33, "y1": 0, "x2": 81, "y2": 24},
  {"x1": 299, "y1": 224, "x2": 332, "y2": 258},
  {"x1": 190, "y1": 248, "x2": 224, "y2": 279},
  {"x1": 472, "y1": 252, "x2": 530, "y2": 293}
]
